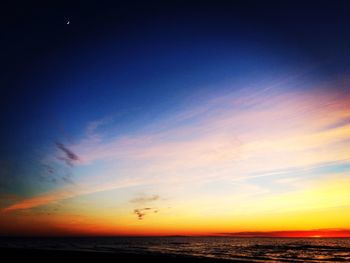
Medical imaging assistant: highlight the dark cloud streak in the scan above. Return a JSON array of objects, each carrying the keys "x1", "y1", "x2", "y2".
[
  {"x1": 133, "y1": 207, "x2": 153, "y2": 220},
  {"x1": 55, "y1": 142, "x2": 79, "y2": 166},
  {"x1": 39, "y1": 142, "x2": 79, "y2": 185},
  {"x1": 131, "y1": 194, "x2": 161, "y2": 220}
]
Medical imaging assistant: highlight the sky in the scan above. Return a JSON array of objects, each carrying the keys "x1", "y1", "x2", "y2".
[{"x1": 1, "y1": 0, "x2": 350, "y2": 237}]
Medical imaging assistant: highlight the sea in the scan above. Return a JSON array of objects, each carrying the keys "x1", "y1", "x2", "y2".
[{"x1": 1, "y1": 236, "x2": 350, "y2": 262}]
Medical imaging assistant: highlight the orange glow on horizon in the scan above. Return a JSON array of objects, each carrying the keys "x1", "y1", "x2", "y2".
[
  {"x1": 224, "y1": 230, "x2": 350, "y2": 238},
  {"x1": 1, "y1": 84, "x2": 350, "y2": 238}
]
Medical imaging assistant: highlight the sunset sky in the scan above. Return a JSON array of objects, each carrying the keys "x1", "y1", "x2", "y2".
[{"x1": 1, "y1": 1, "x2": 350, "y2": 237}]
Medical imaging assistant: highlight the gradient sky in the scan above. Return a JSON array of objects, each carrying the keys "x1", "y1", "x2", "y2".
[{"x1": 1, "y1": 1, "x2": 350, "y2": 237}]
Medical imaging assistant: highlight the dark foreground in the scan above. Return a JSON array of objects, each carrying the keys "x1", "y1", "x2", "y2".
[
  {"x1": 0, "y1": 248, "x2": 252, "y2": 263},
  {"x1": 2, "y1": 237, "x2": 350, "y2": 262}
]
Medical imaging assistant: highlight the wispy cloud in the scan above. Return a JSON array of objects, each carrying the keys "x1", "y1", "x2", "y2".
[
  {"x1": 3, "y1": 81, "x2": 350, "y2": 214},
  {"x1": 0, "y1": 193, "x2": 20, "y2": 209},
  {"x1": 1, "y1": 177, "x2": 145, "y2": 212},
  {"x1": 38, "y1": 142, "x2": 80, "y2": 185},
  {"x1": 130, "y1": 194, "x2": 160, "y2": 204},
  {"x1": 55, "y1": 142, "x2": 80, "y2": 167}
]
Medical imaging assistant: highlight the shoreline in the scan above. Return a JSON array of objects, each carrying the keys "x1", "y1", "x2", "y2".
[{"x1": 0, "y1": 247, "x2": 256, "y2": 263}]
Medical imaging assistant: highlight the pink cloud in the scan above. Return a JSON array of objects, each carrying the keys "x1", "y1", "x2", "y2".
[{"x1": 4, "y1": 81, "x2": 350, "y2": 212}]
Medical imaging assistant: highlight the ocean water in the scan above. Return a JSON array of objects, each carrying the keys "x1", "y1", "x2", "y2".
[{"x1": 1, "y1": 237, "x2": 350, "y2": 262}]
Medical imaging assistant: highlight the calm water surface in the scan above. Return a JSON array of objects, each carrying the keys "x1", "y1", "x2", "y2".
[{"x1": 1, "y1": 237, "x2": 350, "y2": 262}]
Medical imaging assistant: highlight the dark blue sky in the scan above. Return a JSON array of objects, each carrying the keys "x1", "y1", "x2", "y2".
[{"x1": 1, "y1": 0, "x2": 350, "y2": 195}]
